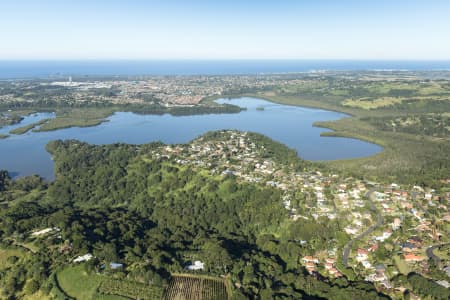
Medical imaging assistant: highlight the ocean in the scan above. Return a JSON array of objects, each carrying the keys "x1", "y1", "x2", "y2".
[{"x1": 0, "y1": 60, "x2": 449, "y2": 79}]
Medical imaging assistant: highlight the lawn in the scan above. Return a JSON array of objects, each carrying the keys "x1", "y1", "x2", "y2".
[
  {"x1": 56, "y1": 265, "x2": 103, "y2": 300},
  {"x1": 57, "y1": 265, "x2": 155, "y2": 300},
  {"x1": 393, "y1": 255, "x2": 411, "y2": 275}
]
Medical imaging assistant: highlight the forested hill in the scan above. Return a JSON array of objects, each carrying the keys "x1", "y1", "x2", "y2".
[
  {"x1": 0, "y1": 131, "x2": 394, "y2": 299},
  {"x1": 44, "y1": 130, "x2": 307, "y2": 209}
]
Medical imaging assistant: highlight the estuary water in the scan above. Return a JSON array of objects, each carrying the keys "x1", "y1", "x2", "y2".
[{"x1": 0, "y1": 97, "x2": 382, "y2": 180}]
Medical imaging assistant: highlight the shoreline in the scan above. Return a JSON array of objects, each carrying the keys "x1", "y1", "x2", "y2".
[
  {"x1": 1, "y1": 97, "x2": 382, "y2": 181},
  {"x1": 2, "y1": 94, "x2": 447, "y2": 186}
]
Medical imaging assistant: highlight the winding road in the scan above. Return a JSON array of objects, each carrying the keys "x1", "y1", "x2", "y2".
[
  {"x1": 342, "y1": 188, "x2": 384, "y2": 268},
  {"x1": 426, "y1": 243, "x2": 450, "y2": 268}
]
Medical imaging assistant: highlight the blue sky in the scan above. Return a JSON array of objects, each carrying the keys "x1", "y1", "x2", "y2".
[{"x1": 1, "y1": 0, "x2": 450, "y2": 60}]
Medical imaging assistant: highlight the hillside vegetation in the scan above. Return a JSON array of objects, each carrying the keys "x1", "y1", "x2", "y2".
[{"x1": 0, "y1": 133, "x2": 390, "y2": 299}]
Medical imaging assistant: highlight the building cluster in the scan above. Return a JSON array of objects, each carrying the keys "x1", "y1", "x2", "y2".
[
  {"x1": 149, "y1": 130, "x2": 450, "y2": 292},
  {"x1": 302, "y1": 256, "x2": 342, "y2": 278},
  {"x1": 0, "y1": 75, "x2": 295, "y2": 107}
]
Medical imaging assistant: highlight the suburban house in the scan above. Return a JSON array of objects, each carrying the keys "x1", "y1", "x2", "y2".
[
  {"x1": 302, "y1": 256, "x2": 319, "y2": 264},
  {"x1": 356, "y1": 249, "x2": 369, "y2": 262},
  {"x1": 73, "y1": 253, "x2": 94, "y2": 263},
  {"x1": 186, "y1": 260, "x2": 204, "y2": 271},
  {"x1": 403, "y1": 253, "x2": 426, "y2": 262},
  {"x1": 109, "y1": 262, "x2": 124, "y2": 270}
]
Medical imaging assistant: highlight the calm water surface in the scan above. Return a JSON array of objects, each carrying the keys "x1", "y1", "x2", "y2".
[
  {"x1": 0, "y1": 97, "x2": 382, "y2": 180},
  {"x1": 1, "y1": 60, "x2": 449, "y2": 78}
]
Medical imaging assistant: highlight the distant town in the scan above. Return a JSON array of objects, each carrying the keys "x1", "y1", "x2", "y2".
[{"x1": 2, "y1": 70, "x2": 449, "y2": 109}]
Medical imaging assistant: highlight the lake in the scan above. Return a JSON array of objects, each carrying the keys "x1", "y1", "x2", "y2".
[{"x1": 0, "y1": 97, "x2": 382, "y2": 180}]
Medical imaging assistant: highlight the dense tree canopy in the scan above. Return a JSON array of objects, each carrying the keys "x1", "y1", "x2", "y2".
[{"x1": 0, "y1": 134, "x2": 390, "y2": 299}]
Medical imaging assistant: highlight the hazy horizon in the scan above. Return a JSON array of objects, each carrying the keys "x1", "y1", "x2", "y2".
[{"x1": 2, "y1": 60, "x2": 450, "y2": 79}]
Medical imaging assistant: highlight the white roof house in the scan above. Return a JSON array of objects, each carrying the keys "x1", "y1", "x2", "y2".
[
  {"x1": 31, "y1": 227, "x2": 59, "y2": 237},
  {"x1": 73, "y1": 253, "x2": 94, "y2": 263},
  {"x1": 186, "y1": 260, "x2": 204, "y2": 271}
]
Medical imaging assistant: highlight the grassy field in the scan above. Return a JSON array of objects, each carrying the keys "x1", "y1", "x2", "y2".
[
  {"x1": 342, "y1": 97, "x2": 403, "y2": 109},
  {"x1": 56, "y1": 265, "x2": 104, "y2": 299},
  {"x1": 394, "y1": 255, "x2": 411, "y2": 275},
  {"x1": 56, "y1": 264, "x2": 163, "y2": 300}
]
